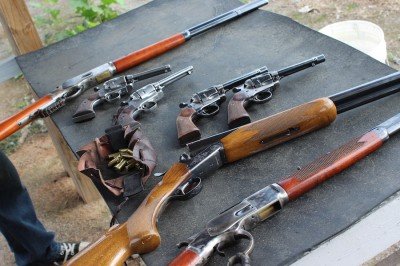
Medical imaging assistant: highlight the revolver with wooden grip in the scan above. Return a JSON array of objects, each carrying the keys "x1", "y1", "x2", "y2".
[
  {"x1": 114, "y1": 66, "x2": 193, "y2": 126},
  {"x1": 72, "y1": 65, "x2": 172, "y2": 123},
  {"x1": 176, "y1": 55, "x2": 325, "y2": 146},
  {"x1": 66, "y1": 72, "x2": 400, "y2": 266}
]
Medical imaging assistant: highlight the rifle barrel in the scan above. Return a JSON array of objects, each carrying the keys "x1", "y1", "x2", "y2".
[{"x1": 186, "y1": 0, "x2": 269, "y2": 39}]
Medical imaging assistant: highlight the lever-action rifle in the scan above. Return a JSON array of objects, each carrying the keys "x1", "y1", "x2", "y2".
[
  {"x1": 169, "y1": 111, "x2": 400, "y2": 266},
  {"x1": 0, "y1": 0, "x2": 269, "y2": 141},
  {"x1": 66, "y1": 72, "x2": 400, "y2": 266},
  {"x1": 176, "y1": 55, "x2": 325, "y2": 146},
  {"x1": 72, "y1": 65, "x2": 171, "y2": 123},
  {"x1": 114, "y1": 66, "x2": 193, "y2": 126}
]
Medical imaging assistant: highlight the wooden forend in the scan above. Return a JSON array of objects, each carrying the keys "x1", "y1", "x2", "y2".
[
  {"x1": 278, "y1": 130, "x2": 385, "y2": 200},
  {"x1": 221, "y1": 97, "x2": 338, "y2": 163}
]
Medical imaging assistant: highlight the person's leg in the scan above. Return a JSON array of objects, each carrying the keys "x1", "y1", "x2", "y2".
[{"x1": 0, "y1": 150, "x2": 56, "y2": 265}]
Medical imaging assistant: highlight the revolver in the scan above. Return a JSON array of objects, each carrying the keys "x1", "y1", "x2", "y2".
[
  {"x1": 227, "y1": 55, "x2": 325, "y2": 128},
  {"x1": 72, "y1": 65, "x2": 171, "y2": 122},
  {"x1": 114, "y1": 66, "x2": 194, "y2": 126},
  {"x1": 176, "y1": 66, "x2": 269, "y2": 146}
]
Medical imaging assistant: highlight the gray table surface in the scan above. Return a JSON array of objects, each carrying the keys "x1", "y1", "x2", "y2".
[{"x1": 17, "y1": 0, "x2": 400, "y2": 265}]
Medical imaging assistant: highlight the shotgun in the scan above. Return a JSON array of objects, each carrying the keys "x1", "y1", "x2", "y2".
[
  {"x1": 0, "y1": 0, "x2": 269, "y2": 141},
  {"x1": 169, "y1": 111, "x2": 400, "y2": 266},
  {"x1": 66, "y1": 72, "x2": 400, "y2": 265},
  {"x1": 176, "y1": 55, "x2": 325, "y2": 145}
]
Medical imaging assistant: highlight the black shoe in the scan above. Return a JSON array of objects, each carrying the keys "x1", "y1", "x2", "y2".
[{"x1": 50, "y1": 242, "x2": 90, "y2": 264}]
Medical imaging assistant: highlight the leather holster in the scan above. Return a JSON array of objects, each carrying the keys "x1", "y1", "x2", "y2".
[{"x1": 77, "y1": 122, "x2": 156, "y2": 197}]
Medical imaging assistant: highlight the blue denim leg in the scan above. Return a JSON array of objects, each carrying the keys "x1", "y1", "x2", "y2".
[{"x1": 0, "y1": 150, "x2": 57, "y2": 266}]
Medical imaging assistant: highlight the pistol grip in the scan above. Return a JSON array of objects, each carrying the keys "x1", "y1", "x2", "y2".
[
  {"x1": 227, "y1": 92, "x2": 251, "y2": 129},
  {"x1": 176, "y1": 107, "x2": 200, "y2": 146},
  {"x1": 116, "y1": 106, "x2": 138, "y2": 126},
  {"x1": 72, "y1": 94, "x2": 102, "y2": 123}
]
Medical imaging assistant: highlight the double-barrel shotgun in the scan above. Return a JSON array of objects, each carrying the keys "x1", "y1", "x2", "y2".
[
  {"x1": 67, "y1": 72, "x2": 400, "y2": 266},
  {"x1": 169, "y1": 110, "x2": 400, "y2": 266},
  {"x1": 0, "y1": 0, "x2": 269, "y2": 141}
]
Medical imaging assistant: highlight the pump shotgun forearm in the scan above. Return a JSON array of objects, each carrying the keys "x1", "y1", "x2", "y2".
[{"x1": 0, "y1": 0, "x2": 269, "y2": 141}]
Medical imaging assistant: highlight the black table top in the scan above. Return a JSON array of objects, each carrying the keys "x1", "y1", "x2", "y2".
[{"x1": 17, "y1": 0, "x2": 400, "y2": 265}]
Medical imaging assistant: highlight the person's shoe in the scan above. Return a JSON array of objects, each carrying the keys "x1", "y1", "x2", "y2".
[{"x1": 50, "y1": 242, "x2": 90, "y2": 264}]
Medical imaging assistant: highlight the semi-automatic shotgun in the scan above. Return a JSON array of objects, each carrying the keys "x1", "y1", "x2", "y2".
[
  {"x1": 169, "y1": 111, "x2": 400, "y2": 266},
  {"x1": 0, "y1": 0, "x2": 269, "y2": 141},
  {"x1": 66, "y1": 72, "x2": 400, "y2": 266}
]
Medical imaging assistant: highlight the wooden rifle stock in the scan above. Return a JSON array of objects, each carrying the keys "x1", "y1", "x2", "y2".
[
  {"x1": 0, "y1": 95, "x2": 54, "y2": 140},
  {"x1": 221, "y1": 97, "x2": 337, "y2": 163},
  {"x1": 65, "y1": 223, "x2": 132, "y2": 266},
  {"x1": 67, "y1": 163, "x2": 191, "y2": 265},
  {"x1": 169, "y1": 249, "x2": 203, "y2": 266}
]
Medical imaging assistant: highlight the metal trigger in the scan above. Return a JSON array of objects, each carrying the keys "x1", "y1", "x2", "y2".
[{"x1": 170, "y1": 177, "x2": 202, "y2": 201}]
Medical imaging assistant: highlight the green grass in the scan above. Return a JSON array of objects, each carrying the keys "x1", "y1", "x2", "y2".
[
  {"x1": 346, "y1": 3, "x2": 359, "y2": 11},
  {"x1": 0, "y1": 132, "x2": 22, "y2": 155}
]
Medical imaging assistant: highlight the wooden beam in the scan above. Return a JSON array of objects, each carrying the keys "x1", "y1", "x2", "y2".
[
  {"x1": 0, "y1": 1, "x2": 101, "y2": 202},
  {"x1": 0, "y1": 0, "x2": 43, "y2": 55},
  {"x1": 44, "y1": 118, "x2": 102, "y2": 203}
]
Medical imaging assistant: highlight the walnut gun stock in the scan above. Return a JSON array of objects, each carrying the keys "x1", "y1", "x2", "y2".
[
  {"x1": 227, "y1": 54, "x2": 325, "y2": 129},
  {"x1": 170, "y1": 112, "x2": 400, "y2": 266},
  {"x1": 72, "y1": 65, "x2": 171, "y2": 123},
  {"x1": 0, "y1": 0, "x2": 268, "y2": 140},
  {"x1": 67, "y1": 73, "x2": 400, "y2": 265}
]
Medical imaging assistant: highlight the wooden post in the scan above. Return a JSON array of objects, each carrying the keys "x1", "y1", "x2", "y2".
[
  {"x1": 0, "y1": 0, "x2": 43, "y2": 55},
  {"x1": 0, "y1": 0, "x2": 101, "y2": 202}
]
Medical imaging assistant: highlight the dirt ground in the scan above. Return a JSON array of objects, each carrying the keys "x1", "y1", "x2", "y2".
[{"x1": 0, "y1": 0, "x2": 399, "y2": 265}]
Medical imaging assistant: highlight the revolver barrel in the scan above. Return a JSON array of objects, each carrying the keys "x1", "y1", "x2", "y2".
[
  {"x1": 277, "y1": 54, "x2": 325, "y2": 78},
  {"x1": 156, "y1": 66, "x2": 194, "y2": 88}
]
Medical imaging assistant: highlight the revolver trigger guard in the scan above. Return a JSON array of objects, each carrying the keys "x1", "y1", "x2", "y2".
[
  {"x1": 199, "y1": 104, "x2": 220, "y2": 117},
  {"x1": 142, "y1": 101, "x2": 157, "y2": 112},
  {"x1": 253, "y1": 90, "x2": 273, "y2": 103},
  {"x1": 228, "y1": 229, "x2": 254, "y2": 266},
  {"x1": 170, "y1": 177, "x2": 203, "y2": 201},
  {"x1": 105, "y1": 92, "x2": 122, "y2": 102}
]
